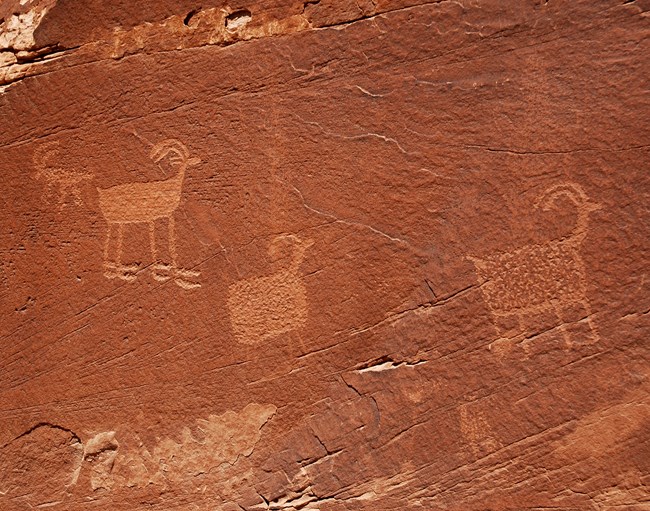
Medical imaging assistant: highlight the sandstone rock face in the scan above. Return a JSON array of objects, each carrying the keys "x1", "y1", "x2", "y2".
[{"x1": 1, "y1": 1, "x2": 649, "y2": 510}]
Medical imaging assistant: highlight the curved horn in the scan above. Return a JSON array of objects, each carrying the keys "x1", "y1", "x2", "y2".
[
  {"x1": 149, "y1": 139, "x2": 190, "y2": 162},
  {"x1": 33, "y1": 141, "x2": 60, "y2": 171},
  {"x1": 534, "y1": 182, "x2": 591, "y2": 211},
  {"x1": 535, "y1": 182, "x2": 600, "y2": 242}
]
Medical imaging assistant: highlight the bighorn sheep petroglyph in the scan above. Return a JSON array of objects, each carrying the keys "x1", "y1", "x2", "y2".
[
  {"x1": 468, "y1": 183, "x2": 601, "y2": 349},
  {"x1": 98, "y1": 139, "x2": 201, "y2": 288}
]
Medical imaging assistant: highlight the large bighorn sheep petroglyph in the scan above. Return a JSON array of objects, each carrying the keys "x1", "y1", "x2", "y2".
[
  {"x1": 468, "y1": 183, "x2": 601, "y2": 350},
  {"x1": 98, "y1": 139, "x2": 201, "y2": 288}
]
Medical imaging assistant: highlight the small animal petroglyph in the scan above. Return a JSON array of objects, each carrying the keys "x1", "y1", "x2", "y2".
[
  {"x1": 468, "y1": 183, "x2": 601, "y2": 350},
  {"x1": 98, "y1": 139, "x2": 201, "y2": 288},
  {"x1": 227, "y1": 235, "x2": 313, "y2": 344},
  {"x1": 33, "y1": 141, "x2": 92, "y2": 208}
]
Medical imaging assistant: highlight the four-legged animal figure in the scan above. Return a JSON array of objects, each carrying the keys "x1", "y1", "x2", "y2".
[
  {"x1": 98, "y1": 139, "x2": 201, "y2": 288},
  {"x1": 468, "y1": 183, "x2": 601, "y2": 351},
  {"x1": 227, "y1": 235, "x2": 313, "y2": 344},
  {"x1": 33, "y1": 142, "x2": 92, "y2": 208}
]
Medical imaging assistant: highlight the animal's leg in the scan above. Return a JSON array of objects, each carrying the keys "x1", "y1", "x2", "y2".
[
  {"x1": 42, "y1": 181, "x2": 55, "y2": 202},
  {"x1": 72, "y1": 186, "x2": 83, "y2": 206},
  {"x1": 47, "y1": 183, "x2": 56, "y2": 201},
  {"x1": 168, "y1": 216, "x2": 177, "y2": 268},
  {"x1": 149, "y1": 221, "x2": 156, "y2": 261},
  {"x1": 552, "y1": 303, "x2": 572, "y2": 348},
  {"x1": 56, "y1": 185, "x2": 68, "y2": 209},
  {"x1": 115, "y1": 224, "x2": 138, "y2": 281},
  {"x1": 508, "y1": 311, "x2": 537, "y2": 358},
  {"x1": 169, "y1": 215, "x2": 201, "y2": 289},
  {"x1": 61, "y1": 184, "x2": 75, "y2": 207},
  {"x1": 552, "y1": 298, "x2": 601, "y2": 348},
  {"x1": 290, "y1": 330, "x2": 307, "y2": 359},
  {"x1": 488, "y1": 311, "x2": 521, "y2": 357},
  {"x1": 103, "y1": 224, "x2": 118, "y2": 279},
  {"x1": 581, "y1": 299, "x2": 599, "y2": 344},
  {"x1": 116, "y1": 224, "x2": 123, "y2": 266},
  {"x1": 103, "y1": 224, "x2": 113, "y2": 263},
  {"x1": 150, "y1": 221, "x2": 171, "y2": 282},
  {"x1": 514, "y1": 312, "x2": 538, "y2": 357}
]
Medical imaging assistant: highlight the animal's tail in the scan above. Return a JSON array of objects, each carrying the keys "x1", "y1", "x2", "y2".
[
  {"x1": 466, "y1": 255, "x2": 488, "y2": 273},
  {"x1": 534, "y1": 182, "x2": 601, "y2": 242}
]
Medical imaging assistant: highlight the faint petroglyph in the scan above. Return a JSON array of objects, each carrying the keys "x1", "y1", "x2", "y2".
[
  {"x1": 0, "y1": 424, "x2": 84, "y2": 505},
  {"x1": 33, "y1": 141, "x2": 92, "y2": 208},
  {"x1": 555, "y1": 401, "x2": 649, "y2": 461},
  {"x1": 0, "y1": 405, "x2": 276, "y2": 503},
  {"x1": 83, "y1": 431, "x2": 119, "y2": 491},
  {"x1": 49, "y1": 404, "x2": 276, "y2": 496},
  {"x1": 266, "y1": 475, "x2": 321, "y2": 511},
  {"x1": 227, "y1": 235, "x2": 313, "y2": 344},
  {"x1": 0, "y1": 251, "x2": 15, "y2": 288},
  {"x1": 554, "y1": 401, "x2": 650, "y2": 508},
  {"x1": 458, "y1": 402, "x2": 502, "y2": 458},
  {"x1": 468, "y1": 183, "x2": 601, "y2": 351},
  {"x1": 111, "y1": 403, "x2": 276, "y2": 488},
  {"x1": 98, "y1": 139, "x2": 201, "y2": 288}
]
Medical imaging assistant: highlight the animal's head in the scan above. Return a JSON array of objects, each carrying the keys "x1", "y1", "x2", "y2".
[
  {"x1": 268, "y1": 234, "x2": 299, "y2": 259},
  {"x1": 149, "y1": 139, "x2": 200, "y2": 174},
  {"x1": 267, "y1": 235, "x2": 313, "y2": 266},
  {"x1": 33, "y1": 141, "x2": 61, "y2": 179},
  {"x1": 535, "y1": 182, "x2": 601, "y2": 214}
]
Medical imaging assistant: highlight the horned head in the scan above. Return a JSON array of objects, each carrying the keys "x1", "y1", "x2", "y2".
[
  {"x1": 535, "y1": 182, "x2": 601, "y2": 213},
  {"x1": 33, "y1": 141, "x2": 61, "y2": 177},
  {"x1": 267, "y1": 235, "x2": 314, "y2": 267},
  {"x1": 149, "y1": 139, "x2": 200, "y2": 169}
]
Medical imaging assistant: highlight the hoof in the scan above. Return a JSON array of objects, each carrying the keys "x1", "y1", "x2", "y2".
[
  {"x1": 175, "y1": 279, "x2": 201, "y2": 289},
  {"x1": 104, "y1": 262, "x2": 117, "y2": 279},
  {"x1": 104, "y1": 262, "x2": 139, "y2": 282},
  {"x1": 174, "y1": 267, "x2": 200, "y2": 289},
  {"x1": 152, "y1": 262, "x2": 173, "y2": 282}
]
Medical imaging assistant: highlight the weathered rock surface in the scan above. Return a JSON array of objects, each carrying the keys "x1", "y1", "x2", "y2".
[{"x1": 1, "y1": 0, "x2": 649, "y2": 510}]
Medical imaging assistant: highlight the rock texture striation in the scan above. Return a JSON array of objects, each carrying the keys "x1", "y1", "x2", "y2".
[{"x1": 1, "y1": 0, "x2": 649, "y2": 510}]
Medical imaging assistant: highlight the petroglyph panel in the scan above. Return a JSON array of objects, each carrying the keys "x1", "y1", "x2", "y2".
[
  {"x1": 458, "y1": 402, "x2": 502, "y2": 458},
  {"x1": 1, "y1": 0, "x2": 648, "y2": 510},
  {"x1": 83, "y1": 431, "x2": 119, "y2": 491}
]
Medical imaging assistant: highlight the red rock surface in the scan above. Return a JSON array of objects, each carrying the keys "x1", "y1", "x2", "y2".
[{"x1": 1, "y1": 1, "x2": 649, "y2": 510}]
